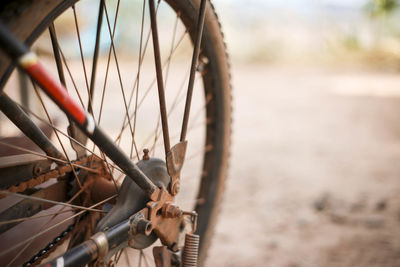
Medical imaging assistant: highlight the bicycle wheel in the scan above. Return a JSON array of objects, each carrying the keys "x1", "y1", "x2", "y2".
[{"x1": 0, "y1": 0, "x2": 231, "y2": 266}]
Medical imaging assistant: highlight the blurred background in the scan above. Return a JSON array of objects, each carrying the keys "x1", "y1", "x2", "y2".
[{"x1": 207, "y1": 0, "x2": 400, "y2": 266}]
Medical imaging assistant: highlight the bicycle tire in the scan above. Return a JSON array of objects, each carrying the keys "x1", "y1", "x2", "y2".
[{"x1": 0, "y1": 0, "x2": 231, "y2": 266}]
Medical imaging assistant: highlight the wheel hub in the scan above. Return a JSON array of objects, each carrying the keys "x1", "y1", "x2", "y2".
[{"x1": 95, "y1": 157, "x2": 170, "y2": 251}]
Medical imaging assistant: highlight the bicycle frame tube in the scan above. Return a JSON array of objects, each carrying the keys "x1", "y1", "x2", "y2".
[{"x1": 0, "y1": 21, "x2": 160, "y2": 201}]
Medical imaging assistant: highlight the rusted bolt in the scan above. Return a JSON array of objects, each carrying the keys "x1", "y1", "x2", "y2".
[
  {"x1": 171, "y1": 181, "x2": 180, "y2": 195},
  {"x1": 143, "y1": 149, "x2": 150, "y2": 161},
  {"x1": 130, "y1": 214, "x2": 153, "y2": 236},
  {"x1": 162, "y1": 203, "x2": 182, "y2": 218},
  {"x1": 136, "y1": 219, "x2": 153, "y2": 236},
  {"x1": 33, "y1": 164, "x2": 43, "y2": 176}
]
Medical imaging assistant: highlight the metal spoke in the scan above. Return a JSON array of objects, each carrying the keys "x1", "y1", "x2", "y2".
[
  {"x1": 114, "y1": 248, "x2": 122, "y2": 263},
  {"x1": 89, "y1": 0, "x2": 105, "y2": 101},
  {"x1": 151, "y1": 93, "x2": 211, "y2": 155},
  {"x1": 138, "y1": 249, "x2": 143, "y2": 267},
  {"x1": 98, "y1": 150, "x2": 120, "y2": 193},
  {"x1": 103, "y1": 0, "x2": 140, "y2": 159},
  {"x1": 0, "y1": 191, "x2": 105, "y2": 213},
  {"x1": 5, "y1": 185, "x2": 88, "y2": 266},
  {"x1": 123, "y1": 249, "x2": 131, "y2": 265},
  {"x1": 180, "y1": 0, "x2": 207, "y2": 142},
  {"x1": 49, "y1": 23, "x2": 66, "y2": 87},
  {"x1": 97, "y1": 35, "x2": 112, "y2": 124},
  {"x1": 0, "y1": 195, "x2": 116, "y2": 259},
  {"x1": 32, "y1": 83, "x2": 84, "y2": 188},
  {"x1": 114, "y1": 28, "x2": 189, "y2": 144},
  {"x1": 130, "y1": 0, "x2": 147, "y2": 160},
  {"x1": 0, "y1": 209, "x2": 73, "y2": 226},
  {"x1": 15, "y1": 103, "x2": 124, "y2": 174},
  {"x1": 97, "y1": 0, "x2": 119, "y2": 124},
  {"x1": 163, "y1": 13, "x2": 180, "y2": 90},
  {"x1": 149, "y1": 13, "x2": 180, "y2": 156},
  {"x1": 146, "y1": 0, "x2": 171, "y2": 156},
  {"x1": 0, "y1": 141, "x2": 101, "y2": 173},
  {"x1": 72, "y1": 5, "x2": 94, "y2": 114},
  {"x1": 185, "y1": 144, "x2": 213, "y2": 161},
  {"x1": 187, "y1": 92, "x2": 212, "y2": 130},
  {"x1": 117, "y1": 0, "x2": 161, "y2": 140},
  {"x1": 49, "y1": 23, "x2": 89, "y2": 159},
  {"x1": 148, "y1": 120, "x2": 206, "y2": 154},
  {"x1": 141, "y1": 249, "x2": 150, "y2": 267},
  {"x1": 150, "y1": 67, "x2": 191, "y2": 154}
]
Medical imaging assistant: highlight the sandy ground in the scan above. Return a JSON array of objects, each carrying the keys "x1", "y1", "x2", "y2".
[{"x1": 206, "y1": 64, "x2": 400, "y2": 267}]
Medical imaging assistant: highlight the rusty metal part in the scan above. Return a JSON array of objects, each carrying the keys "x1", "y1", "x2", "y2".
[
  {"x1": 128, "y1": 189, "x2": 198, "y2": 253},
  {"x1": 166, "y1": 141, "x2": 187, "y2": 196},
  {"x1": 21, "y1": 177, "x2": 112, "y2": 265},
  {"x1": 125, "y1": 188, "x2": 197, "y2": 254},
  {"x1": 0, "y1": 180, "x2": 68, "y2": 234},
  {"x1": 2, "y1": 156, "x2": 92, "y2": 195},
  {"x1": 10, "y1": 154, "x2": 195, "y2": 265},
  {"x1": 89, "y1": 176, "x2": 118, "y2": 205},
  {"x1": 91, "y1": 232, "x2": 108, "y2": 261},
  {"x1": 146, "y1": 188, "x2": 181, "y2": 251},
  {"x1": 30, "y1": 185, "x2": 197, "y2": 266},
  {"x1": 143, "y1": 148, "x2": 150, "y2": 161},
  {"x1": 67, "y1": 123, "x2": 88, "y2": 159},
  {"x1": 96, "y1": 158, "x2": 170, "y2": 252},
  {"x1": 1, "y1": 155, "x2": 111, "y2": 266},
  {"x1": 182, "y1": 211, "x2": 198, "y2": 234},
  {"x1": 129, "y1": 212, "x2": 152, "y2": 236},
  {"x1": 182, "y1": 233, "x2": 200, "y2": 267},
  {"x1": 162, "y1": 203, "x2": 183, "y2": 219},
  {"x1": 0, "y1": 154, "x2": 52, "y2": 191}
]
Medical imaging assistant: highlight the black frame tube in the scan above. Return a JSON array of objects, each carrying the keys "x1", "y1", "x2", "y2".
[
  {"x1": 40, "y1": 220, "x2": 131, "y2": 267},
  {"x1": 0, "y1": 21, "x2": 159, "y2": 200},
  {"x1": 0, "y1": 93, "x2": 66, "y2": 160}
]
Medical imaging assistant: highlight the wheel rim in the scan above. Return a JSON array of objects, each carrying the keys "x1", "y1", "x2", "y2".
[{"x1": 0, "y1": 0, "x2": 228, "y2": 266}]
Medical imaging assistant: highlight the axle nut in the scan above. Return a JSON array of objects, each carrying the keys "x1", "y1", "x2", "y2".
[{"x1": 131, "y1": 215, "x2": 153, "y2": 236}]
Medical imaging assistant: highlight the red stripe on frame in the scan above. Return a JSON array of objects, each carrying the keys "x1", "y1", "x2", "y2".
[{"x1": 25, "y1": 62, "x2": 86, "y2": 125}]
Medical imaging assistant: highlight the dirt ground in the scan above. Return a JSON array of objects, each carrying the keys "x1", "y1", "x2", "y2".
[{"x1": 206, "y1": 64, "x2": 400, "y2": 267}]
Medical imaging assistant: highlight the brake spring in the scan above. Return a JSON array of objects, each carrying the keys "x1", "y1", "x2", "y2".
[{"x1": 182, "y1": 233, "x2": 200, "y2": 267}]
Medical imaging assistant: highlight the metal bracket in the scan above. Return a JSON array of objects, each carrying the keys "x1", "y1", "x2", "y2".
[{"x1": 166, "y1": 141, "x2": 187, "y2": 195}]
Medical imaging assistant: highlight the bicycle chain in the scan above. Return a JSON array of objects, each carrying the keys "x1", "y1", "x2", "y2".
[
  {"x1": 4, "y1": 157, "x2": 89, "y2": 194},
  {"x1": 3, "y1": 156, "x2": 95, "y2": 266},
  {"x1": 23, "y1": 223, "x2": 76, "y2": 267}
]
